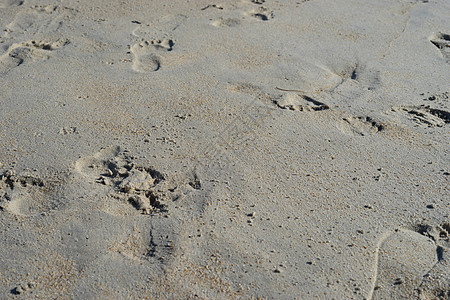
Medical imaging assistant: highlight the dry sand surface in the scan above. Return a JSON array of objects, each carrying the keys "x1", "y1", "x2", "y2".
[{"x1": 0, "y1": 0, "x2": 449, "y2": 298}]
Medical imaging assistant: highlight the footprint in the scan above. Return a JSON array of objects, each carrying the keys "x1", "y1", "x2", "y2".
[
  {"x1": 201, "y1": 4, "x2": 224, "y2": 11},
  {"x1": 145, "y1": 38, "x2": 174, "y2": 51},
  {"x1": 338, "y1": 116, "x2": 385, "y2": 136},
  {"x1": 211, "y1": 18, "x2": 242, "y2": 27},
  {"x1": 227, "y1": 82, "x2": 279, "y2": 121},
  {"x1": 245, "y1": 6, "x2": 274, "y2": 21},
  {"x1": 274, "y1": 92, "x2": 329, "y2": 112},
  {"x1": 130, "y1": 39, "x2": 174, "y2": 72},
  {"x1": 4, "y1": 5, "x2": 76, "y2": 38},
  {"x1": 74, "y1": 146, "x2": 165, "y2": 214},
  {"x1": 0, "y1": 170, "x2": 62, "y2": 216},
  {"x1": 391, "y1": 105, "x2": 449, "y2": 128},
  {"x1": 109, "y1": 230, "x2": 155, "y2": 262},
  {"x1": 338, "y1": 63, "x2": 380, "y2": 90},
  {"x1": 132, "y1": 15, "x2": 187, "y2": 38},
  {"x1": 206, "y1": 2, "x2": 273, "y2": 27},
  {"x1": 416, "y1": 223, "x2": 450, "y2": 299},
  {"x1": 430, "y1": 33, "x2": 450, "y2": 63},
  {"x1": 368, "y1": 224, "x2": 450, "y2": 300},
  {"x1": 22, "y1": 39, "x2": 69, "y2": 50},
  {"x1": 0, "y1": 0, "x2": 23, "y2": 8},
  {"x1": 75, "y1": 146, "x2": 198, "y2": 215},
  {"x1": 0, "y1": 46, "x2": 33, "y2": 75},
  {"x1": 321, "y1": 62, "x2": 381, "y2": 96},
  {"x1": 0, "y1": 38, "x2": 69, "y2": 76},
  {"x1": 422, "y1": 91, "x2": 449, "y2": 103},
  {"x1": 58, "y1": 127, "x2": 78, "y2": 135}
]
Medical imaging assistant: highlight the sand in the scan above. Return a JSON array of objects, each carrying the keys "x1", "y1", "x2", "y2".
[{"x1": 0, "y1": 0, "x2": 449, "y2": 298}]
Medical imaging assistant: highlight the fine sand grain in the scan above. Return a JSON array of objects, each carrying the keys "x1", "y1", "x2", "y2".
[{"x1": 0, "y1": 0, "x2": 449, "y2": 298}]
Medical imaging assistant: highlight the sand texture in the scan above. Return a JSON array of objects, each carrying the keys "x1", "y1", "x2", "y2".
[{"x1": 0, "y1": 0, "x2": 449, "y2": 298}]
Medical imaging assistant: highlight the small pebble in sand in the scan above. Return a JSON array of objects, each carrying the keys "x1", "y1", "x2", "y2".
[{"x1": 274, "y1": 268, "x2": 282, "y2": 273}]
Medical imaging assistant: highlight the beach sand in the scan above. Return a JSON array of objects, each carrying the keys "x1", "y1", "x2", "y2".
[{"x1": 0, "y1": 0, "x2": 449, "y2": 298}]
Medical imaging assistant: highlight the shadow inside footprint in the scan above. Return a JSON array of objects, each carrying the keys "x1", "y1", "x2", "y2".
[
  {"x1": 430, "y1": 33, "x2": 450, "y2": 63},
  {"x1": 275, "y1": 93, "x2": 329, "y2": 112},
  {"x1": 246, "y1": 6, "x2": 274, "y2": 21},
  {"x1": 338, "y1": 116, "x2": 385, "y2": 136},
  {"x1": 390, "y1": 105, "x2": 449, "y2": 128},
  {"x1": 0, "y1": 0, "x2": 23, "y2": 8}
]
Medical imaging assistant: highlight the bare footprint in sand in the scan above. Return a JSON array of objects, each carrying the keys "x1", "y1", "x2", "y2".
[
  {"x1": 201, "y1": 4, "x2": 224, "y2": 11},
  {"x1": 338, "y1": 116, "x2": 385, "y2": 136},
  {"x1": 0, "y1": 38, "x2": 69, "y2": 76},
  {"x1": 275, "y1": 93, "x2": 329, "y2": 112},
  {"x1": 130, "y1": 39, "x2": 174, "y2": 73},
  {"x1": 390, "y1": 105, "x2": 449, "y2": 128},
  {"x1": 74, "y1": 146, "x2": 198, "y2": 216},
  {"x1": 245, "y1": 6, "x2": 274, "y2": 21},
  {"x1": 0, "y1": 0, "x2": 23, "y2": 8},
  {"x1": 74, "y1": 146, "x2": 202, "y2": 266},
  {"x1": 211, "y1": 18, "x2": 242, "y2": 27},
  {"x1": 416, "y1": 224, "x2": 450, "y2": 299},
  {"x1": 369, "y1": 224, "x2": 450, "y2": 300},
  {"x1": 430, "y1": 33, "x2": 450, "y2": 63},
  {"x1": 4, "y1": 5, "x2": 76, "y2": 38},
  {"x1": 0, "y1": 170, "x2": 62, "y2": 216},
  {"x1": 317, "y1": 62, "x2": 381, "y2": 98}
]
